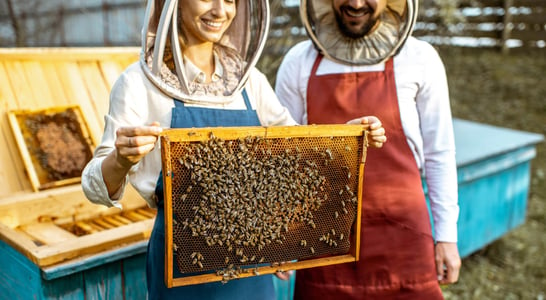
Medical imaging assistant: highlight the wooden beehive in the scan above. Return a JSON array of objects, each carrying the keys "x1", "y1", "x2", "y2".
[
  {"x1": 0, "y1": 47, "x2": 155, "y2": 299},
  {"x1": 160, "y1": 125, "x2": 368, "y2": 287}
]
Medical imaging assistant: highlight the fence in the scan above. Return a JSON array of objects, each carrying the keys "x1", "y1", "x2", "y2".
[
  {"x1": 413, "y1": 0, "x2": 546, "y2": 53},
  {"x1": 0, "y1": 0, "x2": 544, "y2": 52},
  {"x1": 269, "y1": 0, "x2": 546, "y2": 54}
]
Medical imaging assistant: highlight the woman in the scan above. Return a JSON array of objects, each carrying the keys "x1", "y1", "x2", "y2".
[{"x1": 82, "y1": 0, "x2": 386, "y2": 299}]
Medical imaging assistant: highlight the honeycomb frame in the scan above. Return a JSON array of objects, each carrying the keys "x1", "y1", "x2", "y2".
[{"x1": 160, "y1": 124, "x2": 368, "y2": 287}]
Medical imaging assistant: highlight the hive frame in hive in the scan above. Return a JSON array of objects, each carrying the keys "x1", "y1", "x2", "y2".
[
  {"x1": 7, "y1": 105, "x2": 96, "y2": 191},
  {"x1": 160, "y1": 124, "x2": 368, "y2": 287}
]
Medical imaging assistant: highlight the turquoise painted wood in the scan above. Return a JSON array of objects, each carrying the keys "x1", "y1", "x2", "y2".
[
  {"x1": 0, "y1": 119, "x2": 542, "y2": 300},
  {"x1": 452, "y1": 119, "x2": 543, "y2": 257},
  {"x1": 0, "y1": 239, "x2": 148, "y2": 300}
]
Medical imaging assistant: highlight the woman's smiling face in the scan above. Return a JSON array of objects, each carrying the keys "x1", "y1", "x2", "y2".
[{"x1": 180, "y1": 0, "x2": 236, "y2": 46}]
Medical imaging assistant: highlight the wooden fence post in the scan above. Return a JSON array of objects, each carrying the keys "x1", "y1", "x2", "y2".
[{"x1": 501, "y1": 0, "x2": 514, "y2": 54}]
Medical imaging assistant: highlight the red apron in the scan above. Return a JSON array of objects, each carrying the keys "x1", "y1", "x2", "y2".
[{"x1": 294, "y1": 55, "x2": 443, "y2": 299}]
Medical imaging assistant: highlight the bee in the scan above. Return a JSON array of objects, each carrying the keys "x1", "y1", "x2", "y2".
[{"x1": 310, "y1": 247, "x2": 315, "y2": 254}]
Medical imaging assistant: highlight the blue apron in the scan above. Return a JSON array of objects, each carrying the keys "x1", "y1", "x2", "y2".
[{"x1": 147, "y1": 90, "x2": 276, "y2": 300}]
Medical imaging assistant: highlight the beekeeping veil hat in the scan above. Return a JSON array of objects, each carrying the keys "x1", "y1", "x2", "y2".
[
  {"x1": 300, "y1": 0, "x2": 417, "y2": 65},
  {"x1": 140, "y1": 0, "x2": 270, "y2": 103}
]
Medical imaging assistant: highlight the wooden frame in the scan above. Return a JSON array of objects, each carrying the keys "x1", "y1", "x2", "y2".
[
  {"x1": 160, "y1": 124, "x2": 368, "y2": 287},
  {"x1": 7, "y1": 105, "x2": 95, "y2": 191}
]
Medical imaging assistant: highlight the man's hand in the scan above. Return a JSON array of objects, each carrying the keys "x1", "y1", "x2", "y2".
[
  {"x1": 275, "y1": 270, "x2": 294, "y2": 281},
  {"x1": 435, "y1": 242, "x2": 461, "y2": 285},
  {"x1": 347, "y1": 116, "x2": 386, "y2": 148}
]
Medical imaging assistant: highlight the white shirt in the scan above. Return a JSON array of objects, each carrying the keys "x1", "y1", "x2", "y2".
[
  {"x1": 275, "y1": 37, "x2": 459, "y2": 243},
  {"x1": 82, "y1": 63, "x2": 297, "y2": 209}
]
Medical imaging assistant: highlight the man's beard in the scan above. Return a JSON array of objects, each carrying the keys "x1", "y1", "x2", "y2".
[{"x1": 334, "y1": 7, "x2": 379, "y2": 39}]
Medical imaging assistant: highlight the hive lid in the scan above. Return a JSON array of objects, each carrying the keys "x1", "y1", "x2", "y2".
[{"x1": 454, "y1": 118, "x2": 544, "y2": 167}]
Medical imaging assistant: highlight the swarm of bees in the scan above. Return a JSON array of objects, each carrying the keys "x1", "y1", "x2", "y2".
[{"x1": 169, "y1": 133, "x2": 359, "y2": 282}]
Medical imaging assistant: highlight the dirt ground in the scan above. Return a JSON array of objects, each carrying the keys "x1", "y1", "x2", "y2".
[{"x1": 438, "y1": 47, "x2": 546, "y2": 300}]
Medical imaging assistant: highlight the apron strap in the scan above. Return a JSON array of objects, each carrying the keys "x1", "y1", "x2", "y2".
[{"x1": 173, "y1": 89, "x2": 252, "y2": 110}]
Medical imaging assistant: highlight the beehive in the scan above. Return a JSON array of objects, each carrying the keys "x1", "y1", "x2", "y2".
[
  {"x1": 0, "y1": 47, "x2": 155, "y2": 300},
  {"x1": 160, "y1": 124, "x2": 368, "y2": 287}
]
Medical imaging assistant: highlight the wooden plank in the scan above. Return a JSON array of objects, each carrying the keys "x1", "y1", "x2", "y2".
[
  {"x1": 170, "y1": 254, "x2": 356, "y2": 287},
  {"x1": 512, "y1": 0, "x2": 546, "y2": 7},
  {"x1": 33, "y1": 218, "x2": 154, "y2": 267},
  {"x1": 2, "y1": 61, "x2": 37, "y2": 108},
  {"x1": 21, "y1": 61, "x2": 57, "y2": 108},
  {"x1": 0, "y1": 47, "x2": 140, "y2": 62},
  {"x1": 41, "y1": 272, "x2": 84, "y2": 300},
  {"x1": 41, "y1": 240, "x2": 148, "y2": 280},
  {"x1": 123, "y1": 254, "x2": 148, "y2": 300},
  {"x1": 161, "y1": 124, "x2": 367, "y2": 143},
  {"x1": 6, "y1": 111, "x2": 42, "y2": 191},
  {"x1": 0, "y1": 62, "x2": 30, "y2": 195},
  {"x1": 40, "y1": 61, "x2": 71, "y2": 106},
  {"x1": 0, "y1": 239, "x2": 44, "y2": 300},
  {"x1": 78, "y1": 61, "x2": 112, "y2": 134},
  {"x1": 84, "y1": 260, "x2": 124, "y2": 299},
  {"x1": 0, "y1": 62, "x2": 18, "y2": 110},
  {"x1": 0, "y1": 184, "x2": 147, "y2": 228},
  {"x1": 510, "y1": 29, "x2": 546, "y2": 41},
  {"x1": 55, "y1": 62, "x2": 103, "y2": 145},
  {"x1": 511, "y1": 13, "x2": 546, "y2": 24},
  {"x1": 19, "y1": 223, "x2": 78, "y2": 245},
  {"x1": 503, "y1": 0, "x2": 515, "y2": 54},
  {"x1": 0, "y1": 222, "x2": 39, "y2": 261}
]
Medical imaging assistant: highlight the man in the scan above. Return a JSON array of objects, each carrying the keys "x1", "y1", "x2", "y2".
[{"x1": 275, "y1": 0, "x2": 461, "y2": 298}]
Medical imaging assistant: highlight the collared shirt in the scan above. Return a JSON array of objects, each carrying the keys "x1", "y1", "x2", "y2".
[
  {"x1": 183, "y1": 54, "x2": 223, "y2": 84},
  {"x1": 82, "y1": 64, "x2": 297, "y2": 210},
  {"x1": 275, "y1": 37, "x2": 459, "y2": 243}
]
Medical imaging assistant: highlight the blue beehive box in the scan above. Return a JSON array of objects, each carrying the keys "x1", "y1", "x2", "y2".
[{"x1": 452, "y1": 118, "x2": 543, "y2": 257}]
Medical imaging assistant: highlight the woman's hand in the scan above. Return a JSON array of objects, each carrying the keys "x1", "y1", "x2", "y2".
[
  {"x1": 347, "y1": 116, "x2": 386, "y2": 148},
  {"x1": 114, "y1": 121, "x2": 163, "y2": 168},
  {"x1": 101, "y1": 122, "x2": 163, "y2": 197}
]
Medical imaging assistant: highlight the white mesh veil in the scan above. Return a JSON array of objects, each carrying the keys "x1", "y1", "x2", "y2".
[
  {"x1": 140, "y1": 0, "x2": 270, "y2": 103},
  {"x1": 300, "y1": 0, "x2": 418, "y2": 65}
]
